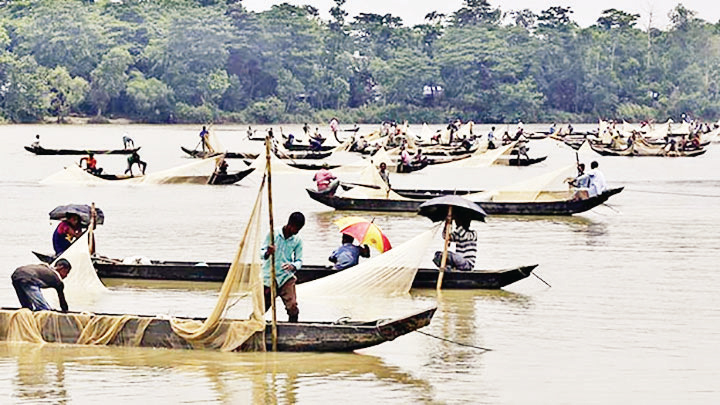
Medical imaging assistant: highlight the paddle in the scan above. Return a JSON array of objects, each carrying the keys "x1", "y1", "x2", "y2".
[{"x1": 339, "y1": 181, "x2": 381, "y2": 190}]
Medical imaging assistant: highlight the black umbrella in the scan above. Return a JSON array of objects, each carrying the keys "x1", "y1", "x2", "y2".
[
  {"x1": 49, "y1": 204, "x2": 105, "y2": 226},
  {"x1": 417, "y1": 195, "x2": 487, "y2": 223}
]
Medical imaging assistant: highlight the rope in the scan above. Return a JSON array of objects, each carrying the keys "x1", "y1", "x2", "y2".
[
  {"x1": 625, "y1": 189, "x2": 720, "y2": 198},
  {"x1": 415, "y1": 330, "x2": 492, "y2": 352}
]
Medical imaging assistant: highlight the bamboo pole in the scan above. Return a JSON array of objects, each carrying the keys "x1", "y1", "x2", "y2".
[
  {"x1": 265, "y1": 135, "x2": 278, "y2": 352},
  {"x1": 436, "y1": 206, "x2": 453, "y2": 290},
  {"x1": 88, "y1": 202, "x2": 96, "y2": 255}
]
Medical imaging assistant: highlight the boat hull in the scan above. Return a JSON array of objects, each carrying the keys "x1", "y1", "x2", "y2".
[
  {"x1": 25, "y1": 146, "x2": 141, "y2": 155},
  {"x1": 31, "y1": 253, "x2": 537, "y2": 289},
  {"x1": 0, "y1": 307, "x2": 436, "y2": 352},
  {"x1": 306, "y1": 188, "x2": 624, "y2": 216}
]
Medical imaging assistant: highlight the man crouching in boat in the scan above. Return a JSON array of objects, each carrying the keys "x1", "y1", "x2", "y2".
[
  {"x1": 79, "y1": 152, "x2": 103, "y2": 175},
  {"x1": 11, "y1": 259, "x2": 71, "y2": 312},
  {"x1": 433, "y1": 217, "x2": 477, "y2": 271},
  {"x1": 261, "y1": 212, "x2": 305, "y2": 323}
]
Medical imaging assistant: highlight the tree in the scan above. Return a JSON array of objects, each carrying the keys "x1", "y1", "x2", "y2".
[
  {"x1": 125, "y1": 70, "x2": 174, "y2": 122},
  {"x1": 596, "y1": 9, "x2": 640, "y2": 31},
  {"x1": 452, "y1": 0, "x2": 501, "y2": 26},
  {"x1": 0, "y1": 54, "x2": 49, "y2": 122},
  {"x1": 89, "y1": 47, "x2": 133, "y2": 116},
  {"x1": 46, "y1": 66, "x2": 89, "y2": 123}
]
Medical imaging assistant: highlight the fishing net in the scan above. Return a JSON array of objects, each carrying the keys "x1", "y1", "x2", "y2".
[
  {"x1": 168, "y1": 181, "x2": 266, "y2": 351},
  {"x1": 45, "y1": 232, "x2": 108, "y2": 309},
  {"x1": 440, "y1": 141, "x2": 514, "y2": 169},
  {"x1": 466, "y1": 165, "x2": 576, "y2": 202},
  {"x1": 2, "y1": 178, "x2": 268, "y2": 352},
  {"x1": 205, "y1": 128, "x2": 226, "y2": 154},
  {"x1": 341, "y1": 164, "x2": 408, "y2": 200},
  {"x1": 297, "y1": 227, "x2": 438, "y2": 298},
  {"x1": 40, "y1": 157, "x2": 222, "y2": 185}
]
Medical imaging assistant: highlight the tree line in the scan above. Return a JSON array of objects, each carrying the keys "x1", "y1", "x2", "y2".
[{"x1": 0, "y1": 0, "x2": 718, "y2": 124}]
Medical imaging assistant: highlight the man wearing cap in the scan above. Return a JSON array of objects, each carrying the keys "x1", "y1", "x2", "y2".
[{"x1": 11, "y1": 260, "x2": 72, "y2": 312}]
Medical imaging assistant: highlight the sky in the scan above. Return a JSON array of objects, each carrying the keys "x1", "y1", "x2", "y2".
[{"x1": 242, "y1": 0, "x2": 720, "y2": 29}]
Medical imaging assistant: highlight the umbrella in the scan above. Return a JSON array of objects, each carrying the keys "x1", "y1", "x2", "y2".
[
  {"x1": 333, "y1": 216, "x2": 392, "y2": 252},
  {"x1": 417, "y1": 195, "x2": 487, "y2": 223},
  {"x1": 49, "y1": 204, "x2": 105, "y2": 227}
]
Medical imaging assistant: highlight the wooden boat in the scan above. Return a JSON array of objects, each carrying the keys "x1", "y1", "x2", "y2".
[
  {"x1": 87, "y1": 168, "x2": 254, "y2": 185},
  {"x1": 393, "y1": 188, "x2": 483, "y2": 199},
  {"x1": 32, "y1": 252, "x2": 538, "y2": 289},
  {"x1": 496, "y1": 156, "x2": 547, "y2": 166},
  {"x1": 181, "y1": 146, "x2": 257, "y2": 159},
  {"x1": 305, "y1": 187, "x2": 625, "y2": 216},
  {"x1": 589, "y1": 142, "x2": 707, "y2": 157},
  {"x1": 207, "y1": 168, "x2": 255, "y2": 185},
  {"x1": 286, "y1": 162, "x2": 342, "y2": 171},
  {"x1": 274, "y1": 150, "x2": 333, "y2": 160},
  {"x1": 0, "y1": 306, "x2": 436, "y2": 352},
  {"x1": 25, "y1": 146, "x2": 141, "y2": 155},
  {"x1": 284, "y1": 144, "x2": 334, "y2": 152}
]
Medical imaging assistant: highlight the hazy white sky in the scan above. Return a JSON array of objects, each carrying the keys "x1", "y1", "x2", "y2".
[{"x1": 242, "y1": 0, "x2": 720, "y2": 29}]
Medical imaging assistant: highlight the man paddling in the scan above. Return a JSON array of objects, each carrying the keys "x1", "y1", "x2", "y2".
[
  {"x1": 11, "y1": 259, "x2": 72, "y2": 312},
  {"x1": 261, "y1": 212, "x2": 305, "y2": 323}
]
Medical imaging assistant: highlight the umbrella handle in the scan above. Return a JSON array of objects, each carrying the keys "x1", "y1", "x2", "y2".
[{"x1": 437, "y1": 206, "x2": 453, "y2": 290}]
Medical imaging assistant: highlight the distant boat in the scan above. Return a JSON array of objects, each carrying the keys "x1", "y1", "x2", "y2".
[
  {"x1": 306, "y1": 187, "x2": 625, "y2": 216},
  {"x1": 25, "y1": 145, "x2": 140, "y2": 155}
]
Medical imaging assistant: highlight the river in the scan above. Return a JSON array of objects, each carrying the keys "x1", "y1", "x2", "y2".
[{"x1": 0, "y1": 124, "x2": 718, "y2": 403}]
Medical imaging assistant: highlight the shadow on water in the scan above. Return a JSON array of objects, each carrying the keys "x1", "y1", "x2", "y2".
[{"x1": 0, "y1": 342, "x2": 435, "y2": 404}]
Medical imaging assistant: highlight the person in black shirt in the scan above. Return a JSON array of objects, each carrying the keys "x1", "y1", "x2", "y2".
[{"x1": 11, "y1": 259, "x2": 72, "y2": 312}]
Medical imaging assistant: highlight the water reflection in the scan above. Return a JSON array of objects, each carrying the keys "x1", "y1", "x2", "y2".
[{"x1": 0, "y1": 343, "x2": 434, "y2": 404}]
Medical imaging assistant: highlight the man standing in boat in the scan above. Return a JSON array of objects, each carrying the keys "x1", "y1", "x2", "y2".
[
  {"x1": 11, "y1": 259, "x2": 72, "y2": 312},
  {"x1": 378, "y1": 162, "x2": 391, "y2": 188},
  {"x1": 199, "y1": 126, "x2": 209, "y2": 152},
  {"x1": 125, "y1": 150, "x2": 147, "y2": 177},
  {"x1": 261, "y1": 212, "x2": 305, "y2": 323},
  {"x1": 433, "y1": 217, "x2": 477, "y2": 271},
  {"x1": 122, "y1": 133, "x2": 135, "y2": 149}
]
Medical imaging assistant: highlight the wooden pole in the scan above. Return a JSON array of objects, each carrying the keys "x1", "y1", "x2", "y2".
[
  {"x1": 265, "y1": 135, "x2": 279, "y2": 352},
  {"x1": 436, "y1": 206, "x2": 453, "y2": 290},
  {"x1": 88, "y1": 203, "x2": 96, "y2": 255}
]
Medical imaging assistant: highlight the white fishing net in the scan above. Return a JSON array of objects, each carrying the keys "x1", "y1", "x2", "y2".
[
  {"x1": 298, "y1": 227, "x2": 439, "y2": 298},
  {"x1": 205, "y1": 129, "x2": 226, "y2": 154},
  {"x1": 466, "y1": 165, "x2": 577, "y2": 202},
  {"x1": 45, "y1": 232, "x2": 108, "y2": 309},
  {"x1": 341, "y1": 164, "x2": 408, "y2": 200},
  {"x1": 440, "y1": 141, "x2": 515, "y2": 169},
  {"x1": 40, "y1": 157, "x2": 222, "y2": 185}
]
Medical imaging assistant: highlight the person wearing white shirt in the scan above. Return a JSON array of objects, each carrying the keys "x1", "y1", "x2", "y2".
[{"x1": 587, "y1": 161, "x2": 607, "y2": 197}]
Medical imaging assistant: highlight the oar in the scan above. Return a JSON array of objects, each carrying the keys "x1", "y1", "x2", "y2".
[{"x1": 339, "y1": 181, "x2": 381, "y2": 190}]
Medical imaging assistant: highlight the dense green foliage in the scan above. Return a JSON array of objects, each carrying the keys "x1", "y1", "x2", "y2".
[{"x1": 0, "y1": 0, "x2": 718, "y2": 123}]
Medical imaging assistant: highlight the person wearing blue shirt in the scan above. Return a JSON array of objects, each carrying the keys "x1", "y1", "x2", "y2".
[
  {"x1": 329, "y1": 234, "x2": 370, "y2": 270},
  {"x1": 261, "y1": 212, "x2": 305, "y2": 323},
  {"x1": 199, "y1": 126, "x2": 209, "y2": 151}
]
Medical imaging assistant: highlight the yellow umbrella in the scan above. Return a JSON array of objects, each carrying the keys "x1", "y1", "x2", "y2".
[{"x1": 333, "y1": 216, "x2": 392, "y2": 253}]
